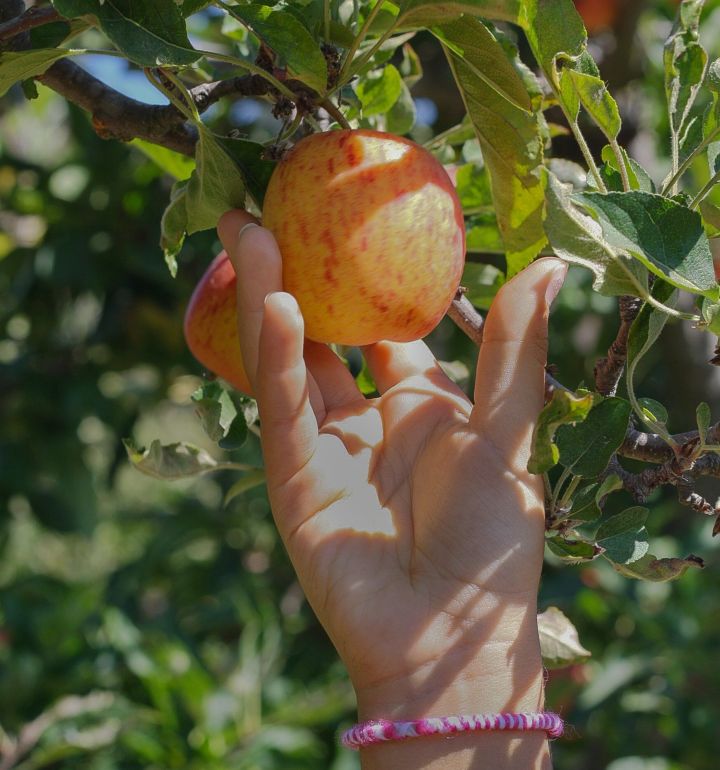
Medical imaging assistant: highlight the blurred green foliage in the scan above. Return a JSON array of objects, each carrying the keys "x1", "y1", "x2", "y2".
[{"x1": 1, "y1": 2, "x2": 720, "y2": 769}]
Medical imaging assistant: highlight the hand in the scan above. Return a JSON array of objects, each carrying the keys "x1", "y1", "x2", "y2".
[{"x1": 218, "y1": 210, "x2": 566, "y2": 768}]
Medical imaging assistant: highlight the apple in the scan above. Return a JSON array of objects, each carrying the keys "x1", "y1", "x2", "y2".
[
  {"x1": 574, "y1": 0, "x2": 619, "y2": 33},
  {"x1": 262, "y1": 128, "x2": 466, "y2": 346},
  {"x1": 184, "y1": 250, "x2": 253, "y2": 394}
]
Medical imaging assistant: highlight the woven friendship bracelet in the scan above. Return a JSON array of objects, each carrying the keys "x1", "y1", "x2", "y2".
[{"x1": 341, "y1": 711, "x2": 564, "y2": 750}]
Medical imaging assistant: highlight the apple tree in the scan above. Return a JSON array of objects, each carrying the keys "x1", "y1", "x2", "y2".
[{"x1": 2, "y1": 0, "x2": 720, "y2": 767}]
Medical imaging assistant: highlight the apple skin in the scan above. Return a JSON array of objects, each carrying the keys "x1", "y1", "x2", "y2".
[
  {"x1": 262, "y1": 129, "x2": 466, "y2": 346},
  {"x1": 184, "y1": 250, "x2": 253, "y2": 395},
  {"x1": 574, "y1": 0, "x2": 619, "y2": 33}
]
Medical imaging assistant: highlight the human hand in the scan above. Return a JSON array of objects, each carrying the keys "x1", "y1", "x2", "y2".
[{"x1": 218, "y1": 210, "x2": 566, "y2": 767}]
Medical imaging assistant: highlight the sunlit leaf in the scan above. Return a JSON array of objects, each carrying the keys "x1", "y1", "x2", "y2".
[
  {"x1": 0, "y1": 48, "x2": 83, "y2": 97},
  {"x1": 538, "y1": 606, "x2": 592, "y2": 668},
  {"x1": 528, "y1": 389, "x2": 594, "y2": 474},
  {"x1": 52, "y1": 0, "x2": 200, "y2": 66},
  {"x1": 436, "y1": 17, "x2": 545, "y2": 275}
]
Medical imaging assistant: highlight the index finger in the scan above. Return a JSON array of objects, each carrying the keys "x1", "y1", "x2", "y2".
[{"x1": 217, "y1": 209, "x2": 271, "y2": 390}]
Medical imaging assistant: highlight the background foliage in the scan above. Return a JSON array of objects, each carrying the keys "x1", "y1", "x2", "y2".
[{"x1": 2, "y1": 1, "x2": 720, "y2": 768}]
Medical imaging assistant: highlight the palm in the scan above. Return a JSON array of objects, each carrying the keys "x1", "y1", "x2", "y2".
[{"x1": 269, "y1": 369, "x2": 545, "y2": 690}]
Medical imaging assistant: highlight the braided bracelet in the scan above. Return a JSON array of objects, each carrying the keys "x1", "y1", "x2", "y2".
[{"x1": 341, "y1": 711, "x2": 564, "y2": 750}]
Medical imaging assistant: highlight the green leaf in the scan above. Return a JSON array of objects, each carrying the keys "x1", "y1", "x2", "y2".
[
  {"x1": 700, "y1": 200, "x2": 720, "y2": 236},
  {"x1": 399, "y1": 42, "x2": 423, "y2": 87},
  {"x1": 560, "y1": 69, "x2": 621, "y2": 140},
  {"x1": 664, "y1": 0, "x2": 707, "y2": 157},
  {"x1": 355, "y1": 356, "x2": 378, "y2": 395},
  {"x1": 549, "y1": 157, "x2": 588, "y2": 190},
  {"x1": 185, "y1": 126, "x2": 247, "y2": 235},
  {"x1": 355, "y1": 64, "x2": 403, "y2": 117},
  {"x1": 701, "y1": 294, "x2": 720, "y2": 333},
  {"x1": 703, "y1": 92, "x2": 720, "y2": 180},
  {"x1": 538, "y1": 606, "x2": 592, "y2": 669},
  {"x1": 181, "y1": 0, "x2": 213, "y2": 15},
  {"x1": 0, "y1": 48, "x2": 82, "y2": 98},
  {"x1": 30, "y1": 17, "x2": 88, "y2": 48},
  {"x1": 544, "y1": 172, "x2": 650, "y2": 297},
  {"x1": 546, "y1": 536, "x2": 599, "y2": 563},
  {"x1": 394, "y1": 0, "x2": 522, "y2": 27},
  {"x1": 436, "y1": 17, "x2": 546, "y2": 275},
  {"x1": 565, "y1": 473, "x2": 623, "y2": 524},
  {"x1": 556, "y1": 397, "x2": 632, "y2": 478},
  {"x1": 52, "y1": 0, "x2": 200, "y2": 66},
  {"x1": 226, "y1": 4, "x2": 327, "y2": 93},
  {"x1": 566, "y1": 482, "x2": 601, "y2": 523},
  {"x1": 638, "y1": 397, "x2": 669, "y2": 426},
  {"x1": 575, "y1": 191, "x2": 718, "y2": 298},
  {"x1": 215, "y1": 136, "x2": 276, "y2": 209},
  {"x1": 159, "y1": 179, "x2": 189, "y2": 277},
  {"x1": 465, "y1": 213, "x2": 505, "y2": 255},
  {"x1": 596, "y1": 506, "x2": 650, "y2": 565},
  {"x1": 122, "y1": 439, "x2": 253, "y2": 480},
  {"x1": 385, "y1": 79, "x2": 416, "y2": 134},
  {"x1": 461, "y1": 263, "x2": 504, "y2": 309},
  {"x1": 224, "y1": 470, "x2": 267, "y2": 506},
  {"x1": 131, "y1": 139, "x2": 195, "y2": 181},
  {"x1": 424, "y1": 117, "x2": 475, "y2": 150},
  {"x1": 697, "y1": 402, "x2": 711, "y2": 444},
  {"x1": 600, "y1": 145, "x2": 655, "y2": 193},
  {"x1": 613, "y1": 553, "x2": 704, "y2": 581},
  {"x1": 456, "y1": 163, "x2": 493, "y2": 211},
  {"x1": 520, "y1": 0, "x2": 586, "y2": 84},
  {"x1": 191, "y1": 382, "x2": 248, "y2": 450},
  {"x1": 528, "y1": 389, "x2": 594, "y2": 474}
]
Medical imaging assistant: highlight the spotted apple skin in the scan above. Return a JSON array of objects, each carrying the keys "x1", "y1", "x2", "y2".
[
  {"x1": 262, "y1": 129, "x2": 466, "y2": 346},
  {"x1": 184, "y1": 251, "x2": 253, "y2": 395}
]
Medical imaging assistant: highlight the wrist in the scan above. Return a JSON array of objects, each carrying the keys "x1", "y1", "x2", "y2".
[
  {"x1": 355, "y1": 637, "x2": 545, "y2": 723},
  {"x1": 350, "y1": 604, "x2": 552, "y2": 769},
  {"x1": 353, "y1": 601, "x2": 545, "y2": 720}
]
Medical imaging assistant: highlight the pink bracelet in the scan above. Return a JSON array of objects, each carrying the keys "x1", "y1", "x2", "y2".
[{"x1": 341, "y1": 711, "x2": 564, "y2": 749}]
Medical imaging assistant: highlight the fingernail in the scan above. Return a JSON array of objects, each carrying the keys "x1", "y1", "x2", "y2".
[
  {"x1": 238, "y1": 222, "x2": 260, "y2": 243},
  {"x1": 545, "y1": 263, "x2": 567, "y2": 306},
  {"x1": 266, "y1": 291, "x2": 300, "y2": 317}
]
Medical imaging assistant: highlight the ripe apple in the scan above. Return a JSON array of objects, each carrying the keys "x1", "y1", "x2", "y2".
[
  {"x1": 574, "y1": 0, "x2": 619, "y2": 33},
  {"x1": 184, "y1": 250, "x2": 252, "y2": 394},
  {"x1": 262, "y1": 128, "x2": 466, "y2": 346}
]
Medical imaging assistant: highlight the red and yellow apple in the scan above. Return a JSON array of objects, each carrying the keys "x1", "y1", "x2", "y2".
[
  {"x1": 184, "y1": 250, "x2": 253, "y2": 394},
  {"x1": 574, "y1": 0, "x2": 619, "y2": 34},
  {"x1": 263, "y1": 129, "x2": 465, "y2": 346},
  {"x1": 183, "y1": 129, "x2": 466, "y2": 392}
]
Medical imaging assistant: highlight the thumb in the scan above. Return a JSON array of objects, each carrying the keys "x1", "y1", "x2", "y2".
[{"x1": 470, "y1": 257, "x2": 567, "y2": 463}]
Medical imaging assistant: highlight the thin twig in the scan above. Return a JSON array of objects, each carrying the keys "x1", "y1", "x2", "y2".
[
  {"x1": 0, "y1": 4, "x2": 60, "y2": 42},
  {"x1": 594, "y1": 295, "x2": 642, "y2": 396},
  {"x1": 320, "y1": 97, "x2": 351, "y2": 129},
  {"x1": 446, "y1": 289, "x2": 484, "y2": 346}
]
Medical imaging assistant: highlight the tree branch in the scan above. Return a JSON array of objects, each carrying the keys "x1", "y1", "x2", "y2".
[
  {"x1": 447, "y1": 288, "x2": 484, "y2": 346},
  {"x1": 37, "y1": 59, "x2": 199, "y2": 155},
  {"x1": 0, "y1": 4, "x2": 60, "y2": 44},
  {"x1": 594, "y1": 295, "x2": 642, "y2": 396},
  {"x1": 190, "y1": 74, "x2": 271, "y2": 112}
]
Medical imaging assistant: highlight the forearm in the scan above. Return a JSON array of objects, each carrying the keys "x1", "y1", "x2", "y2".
[{"x1": 352, "y1": 612, "x2": 552, "y2": 770}]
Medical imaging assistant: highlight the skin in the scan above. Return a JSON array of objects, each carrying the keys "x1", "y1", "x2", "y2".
[{"x1": 218, "y1": 209, "x2": 567, "y2": 769}]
